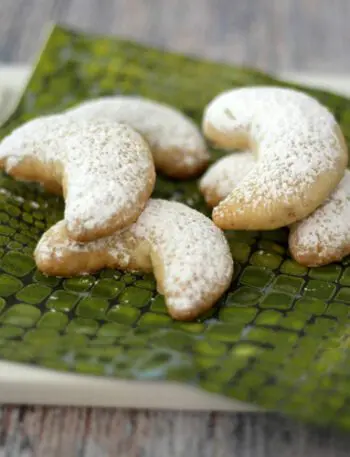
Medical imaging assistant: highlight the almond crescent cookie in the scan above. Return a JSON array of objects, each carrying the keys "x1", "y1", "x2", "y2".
[
  {"x1": 35, "y1": 199, "x2": 234, "y2": 321},
  {"x1": 0, "y1": 114, "x2": 155, "y2": 242},
  {"x1": 202, "y1": 87, "x2": 348, "y2": 230},
  {"x1": 65, "y1": 96, "x2": 209, "y2": 179}
]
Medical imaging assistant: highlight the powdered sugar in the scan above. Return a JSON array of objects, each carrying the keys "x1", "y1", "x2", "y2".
[
  {"x1": 0, "y1": 114, "x2": 155, "y2": 240},
  {"x1": 131, "y1": 199, "x2": 233, "y2": 314},
  {"x1": 36, "y1": 219, "x2": 134, "y2": 267},
  {"x1": 35, "y1": 199, "x2": 233, "y2": 319},
  {"x1": 289, "y1": 170, "x2": 350, "y2": 266},
  {"x1": 65, "y1": 96, "x2": 209, "y2": 176},
  {"x1": 204, "y1": 87, "x2": 347, "y2": 228},
  {"x1": 199, "y1": 151, "x2": 255, "y2": 204}
]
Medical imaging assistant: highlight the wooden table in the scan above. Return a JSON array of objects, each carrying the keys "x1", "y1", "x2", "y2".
[{"x1": 1, "y1": 1, "x2": 350, "y2": 456}]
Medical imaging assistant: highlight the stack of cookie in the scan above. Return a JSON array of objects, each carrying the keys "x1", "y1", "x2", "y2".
[
  {"x1": 0, "y1": 98, "x2": 234, "y2": 321},
  {"x1": 199, "y1": 87, "x2": 349, "y2": 268},
  {"x1": 0, "y1": 87, "x2": 347, "y2": 320}
]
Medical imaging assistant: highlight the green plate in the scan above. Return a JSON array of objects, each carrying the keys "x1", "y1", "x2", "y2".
[{"x1": 1, "y1": 23, "x2": 350, "y2": 430}]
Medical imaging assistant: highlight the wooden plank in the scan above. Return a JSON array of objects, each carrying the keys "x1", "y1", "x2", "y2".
[
  {"x1": 0, "y1": 408, "x2": 350, "y2": 457},
  {"x1": 0, "y1": 0, "x2": 349, "y2": 72}
]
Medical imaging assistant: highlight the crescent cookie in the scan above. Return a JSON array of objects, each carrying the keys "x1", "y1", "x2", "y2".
[
  {"x1": 65, "y1": 96, "x2": 209, "y2": 179},
  {"x1": 199, "y1": 151, "x2": 255, "y2": 207},
  {"x1": 35, "y1": 199, "x2": 234, "y2": 321},
  {"x1": 289, "y1": 170, "x2": 350, "y2": 267},
  {"x1": 0, "y1": 115, "x2": 155, "y2": 242},
  {"x1": 202, "y1": 86, "x2": 348, "y2": 230}
]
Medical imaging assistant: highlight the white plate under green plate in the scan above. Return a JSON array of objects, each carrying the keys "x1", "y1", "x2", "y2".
[{"x1": 0, "y1": 65, "x2": 348, "y2": 410}]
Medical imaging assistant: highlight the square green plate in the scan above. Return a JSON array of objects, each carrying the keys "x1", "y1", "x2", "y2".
[{"x1": 1, "y1": 23, "x2": 350, "y2": 430}]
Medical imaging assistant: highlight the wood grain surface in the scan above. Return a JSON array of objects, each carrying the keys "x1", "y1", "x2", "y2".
[
  {"x1": 1, "y1": 0, "x2": 350, "y2": 72},
  {"x1": 1, "y1": 407, "x2": 350, "y2": 457},
  {"x1": 1, "y1": 1, "x2": 350, "y2": 456}
]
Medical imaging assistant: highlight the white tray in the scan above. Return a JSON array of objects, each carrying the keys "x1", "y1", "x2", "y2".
[{"x1": 0, "y1": 66, "x2": 348, "y2": 410}]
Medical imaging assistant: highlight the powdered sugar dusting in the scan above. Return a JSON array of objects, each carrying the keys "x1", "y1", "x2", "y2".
[
  {"x1": 132, "y1": 199, "x2": 233, "y2": 313},
  {"x1": 204, "y1": 87, "x2": 347, "y2": 225},
  {"x1": 35, "y1": 199, "x2": 233, "y2": 318},
  {"x1": 65, "y1": 96, "x2": 209, "y2": 175},
  {"x1": 199, "y1": 151, "x2": 255, "y2": 204},
  {"x1": 290, "y1": 170, "x2": 350, "y2": 265},
  {"x1": 36, "y1": 219, "x2": 134, "y2": 268},
  {"x1": 0, "y1": 114, "x2": 155, "y2": 239}
]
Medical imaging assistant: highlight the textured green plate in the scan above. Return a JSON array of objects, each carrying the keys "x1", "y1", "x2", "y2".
[{"x1": 1, "y1": 24, "x2": 350, "y2": 430}]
